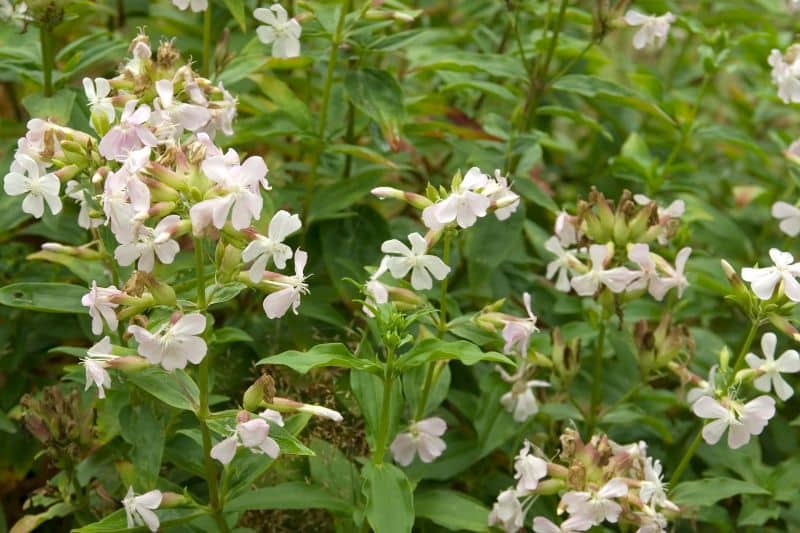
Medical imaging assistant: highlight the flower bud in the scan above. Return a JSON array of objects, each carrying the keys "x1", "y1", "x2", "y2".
[
  {"x1": 106, "y1": 356, "x2": 150, "y2": 372},
  {"x1": 535, "y1": 478, "x2": 566, "y2": 495},
  {"x1": 768, "y1": 313, "x2": 800, "y2": 343},
  {"x1": 243, "y1": 374, "x2": 276, "y2": 412}
]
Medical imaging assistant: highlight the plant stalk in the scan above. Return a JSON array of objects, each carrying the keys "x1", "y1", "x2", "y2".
[
  {"x1": 586, "y1": 320, "x2": 606, "y2": 435},
  {"x1": 202, "y1": 6, "x2": 213, "y2": 77},
  {"x1": 372, "y1": 343, "x2": 396, "y2": 465},
  {"x1": 669, "y1": 427, "x2": 703, "y2": 487}
]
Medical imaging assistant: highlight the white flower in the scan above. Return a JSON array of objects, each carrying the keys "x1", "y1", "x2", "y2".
[
  {"x1": 741, "y1": 248, "x2": 800, "y2": 301},
  {"x1": 422, "y1": 167, "x2": 491, "y2": 230},
  {"x1": 153, "y1": 79, "x2": 211, "y2": 135},
  {"x1": 769, "y1": 47, "x2": 800, "y2": 104},
  {"x1": 4, "y1": 153, "x2": 62, "y2": 218},
  {"x1": 298, "y1": 403, "x2": 344, "y2": 421},
  {"x1": 570, "y1": 243, "x2": 638, "y2": 296},
  {"x1": 485, "y1": 170, "x2": 520, "y2": 220},
  {"x1": 635, "y1": 505, "x2": 668, "y2": 533},
  {"x1": 488, "y1": 489, "x2": 524, "y2": 533},
  {"x1": 81, "y1": 281, "x2": 122, "y2": 335},
  {"x1": 390, "y1": 417, "x2": 447, "y2": 466},
  {"x1": 211, "y1": 416, "x2": 282, "y2": 465},
  {"x1": 128, "y1": 313, "x2": 207, "y2": 371},
  {"x1": 545, "y1": 236, "x2": 580, "y2": 292},
  {"x1": 627, "y1": 243, "x2": 661, "y2": 297},
  {"x1": 772, "y1": 201, "x2": 800, "y2": 237},
  {"x1": 210, "y1": 435, "x2": 239, "y2": 465},
  {"x1": 102, "y1": 147, "x2": 152, "y2": 244},
  {"x1": 0, "y1": 0, "x2": 29, "y2": 29},
  {"x1": 363, "y1": 279, "x2": 389, "y2": 317},
  {"x1": 502, "y1": 292, "x2": 538, "y2": 356},
  {"x1": 242, "y1": 210, "x2": 302, "y2": 282},
  {"x1": 513, "y1": 441, "x2": 547, "y2": 493},
  {"x1": 554, "y1": 211, "x2": 578, "y2": 247},
  {"x1": 560, "y1": 478, "x2": 628, "y2": 525},
  {"x1": 82, "y1": 77, "x2": 115, "y2": 127},
  {"x1": 532, "y1": 516, "x2": 593, "y2": 533},
  {"x1": 650, "y1": 247, "x2": 691, "y2": 300},
  {"x1": 263, "y1": 249, "x2": 310, "y2": 318},
  {"x1": 115, "y1": 215, "x2": 181, "y2": 272},
  {"x1": 790, "y1": 0, "x2": 800, "y2": 13},
  {"x1": 98, "y1": 100, "x2": 158, "y2": 161},
  {"x1": 82, "y1": 336, "x2": 117, "y2": 399},
  {"x1": 686, "y1": 365, "x2": 717, "y2": 405},
  {"x1": 254, "y1": 4, "x2": 302, "y2": 58},
  {"x1": 172, "y1": 0, "x2": 207, "y2": 11},
  {"x1": 259, "y1": 409, "x2": 285, "y2": 426},
  {"x1": 206, "y1": 82, "x2": 237, "y2": 136},
  {"x1": 499, "y1": 374, "x2": 550, "y2": 422},
  {"x1": 122, "y1": 487, "x2": 162, "y2": 532},
  {"x1": 190, "y1": 153, "x2": 269, "y2": 231},
  {"x1": 692, "y1": 395, "x2": 776, "y2": 449},
  {"x1": 623, "y1": 10, "x2": 676, "y2": 50},
  {"x1": 745, "y1": 332, "x2": 800, "y2": 401},
  {"x1": 639, "y1": 457, "x2": 676, "y2": 511},
  {"x1": 381, "y1": 232, "x2": 450, "y2": 290},
  {"x1": 65, "y1": 181, "x2": 102, "y2": 229}
]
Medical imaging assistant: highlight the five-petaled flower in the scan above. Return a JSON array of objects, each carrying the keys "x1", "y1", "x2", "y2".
[
  {"x1": 488, "y1": 489, "x2": 524, "y2": 533},
  {"x1": 263, "y1": 249, "x2": 310, "y2": 318},
  {"x1": 692, "y1": 394, "x2": 776, "y2": 449},
  {"x1": 82, "y1": 336, "x2": 117, "y2": 399},
  {"x1": 242, "y1": 210, "x2": 302, "y2": 282},
  {"x1": 115, "y1": 215, "x2": 181, "y2": 272},
  {"x1": 501, "y1": 292, "x2": 538, "y2": 356},
  {"x1": 82, "y1": 281, "x2": 122, "y2": 335},
  {"x1": 82, "y1": 77, "x2": 115, "y2": 130},
  {"x1": 211, "y1": 414, "x2": 282, "y2": 465},
  {"x1": 381, "y1": 232, "x2": 450, "y2": 290},
  {"x1": 254, "y1": 4, "x2": 302, "y2": 58},
  {"x1": 4, "y1": 153, "x2": 62, "y2": 218},
  {"x1": 390, "y1": 417, "x2": 447, "y2": 466},
  {"x1": 570, "y1": 243, "x2": 638, "y2": 296},
  {"x1": 513, "y1": 440, "x2": 548, "y2": 493},
  {"x1": 128, "y1": 313, "x2": 208, "y2": 371},
  {"x1": 560, "y1": 478, "x2": 629, "y2": 525},
  {"x1": 745, "y1": 332, "x2": 800, "y2": 401},
  {"x1": 772, "y1": 201, "x2": 800, "y2": 237},
  {"x1": 422, "y1": 167, "x2": 491, "y2": 230},
  {"x1": 99, "y1": 100, "x2": 158, "y2": 161},
  {"x1": 741, "y1": 248, "x2": 800, "y2": 302},
  {"x1": 122, "y1": 487, "x2": 162, "y2": 532},
  {"x1": 624, "y1": 10, "x2": 676, "y2": 50}
]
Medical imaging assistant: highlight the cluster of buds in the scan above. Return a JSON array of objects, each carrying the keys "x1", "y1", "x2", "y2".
[
  {"x1": 1, "y1": 33, "x2": 313, "y2": 399},
  {"x1": 633, "y1": 314, "x2": 692, "y2": 375},
  {"x1": 18, "y1": 387, "x2": 95, "y2": 470},
  {"x1": 544, "y1": 189, "x2": 690, "y2": 302},
  {"x1": 489, "y1": 430, "x2": 679, "y2": 533}
]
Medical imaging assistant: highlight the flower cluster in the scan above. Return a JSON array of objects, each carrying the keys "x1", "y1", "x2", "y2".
[
  {"x1": 544, "y1": 190, "x2": 690, "y2": 300},
  {"x1": 769, "y1": 45, "x2": 800, "y2": 104},
  {"x1": 489, "y1": 432, "x2": 678, "y2": 533}
]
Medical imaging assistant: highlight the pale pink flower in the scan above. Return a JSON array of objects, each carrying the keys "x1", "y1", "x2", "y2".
[
  {"x1": 570, "y1": 243, "x2": 638, "y2": 296},
  {"x1": 263, "y1": 249, "x2": 309, "y2": 318},
  {"x1": 772, "y1": 201, "x2": 800, "y2": 237},
  {"x1": 114, "y1": 215, "x2": 181, "y2": 272},
  {"x1": 560, "y1": 478, "x2": 628, "y2": 525},
  {"x1": 532, "y1": 516, "x2": 593, "y2": 533},
  {"x1": 122, "y1": 487, "x2": 162, "y2": 532},
  {"x1": 254, "y1": 4, "x2": 302, "y2": 58},
  {"x1": 769, "y1": 47, "x2": 800, "y2": 104},
  {"x1": 745, "y1": 332, "x2": 800, "y2": 401},
  {"x1": 390, "y1": 417, "x2": 447, "y2": 466},
  {"x1": 499, "y1": 369, "x2": 550, "y2": 422},
  {"x1": 545, "y1": 236, "x2": 580, "y2": 292},
  {"x1": 83, "y1": 77, "x2": 115, "y2": 127},
  {"x1": 554, "y1": 211, "x2": 578, "y2": 247},
  {"x1": 502, "y1": 292, "x2": 538, "y2": 356},
  {"x1": 485, "y1": 170, "x2": 520, "y2": 220},
  {"x1": 128, "y1": 313, "x2": 207, "y2": 371},
  {"x1": 153, "y1": 79, "x2": 211, "y2": 135},
  {"x1": 513, "y1": 441, "x2": 547, "y2": 493},
  {"x1": 82, "y1": 336, "x2": 117, "y2": 399},
  {"x1": 650, "y1": 247, "x2": 691, "y2": 300},
  {"x1": 172, "y1": 0, "x2": 208, "y2": 11},
  {"x1": 624, "y1": 10, "x2": 676, "y2": 50},
  {"x1": 82, "y1": 281, "x2": 122, "y2": 335},
  {"x1": 98, "y1": 100, "x2": 158, "y2": 161},
  {"x1": 242, "y1": 210, "x2": 302, "y2": 282},
  {"x1": 692, "y1": 395, "x2": 776, "y2": 449},
  {"x1": 488, "y1": 489, "x2": 524, "y2": 533},
  {"x1": 4, "y1": 153, "x2": 62, "y2": 218},
  {"x1": 66, "y1": 181, "x2": 102, "y2": 229}
]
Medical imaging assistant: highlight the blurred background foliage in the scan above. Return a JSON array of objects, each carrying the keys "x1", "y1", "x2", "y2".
[{"x1": 2, "y1": 0, "x2": 800, "y2": 531}]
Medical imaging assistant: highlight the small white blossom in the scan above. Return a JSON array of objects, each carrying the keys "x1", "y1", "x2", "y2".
[
  {"x1": 692, "y1": 395, "x2": 776, "y2": 449},
  {"x1": 237, "y1": 418, "x2": 280, "y2": 458},
  {"x1": 560, "y1": 478, "x2": 628, "y2": 525},
  {"x1": 422, "y1": 167, "x2": 491, "y2": 230},
  {"x1": 624, "y1": 10, "x2": 676, "y2": 50},
  {"x1": 390, "y1": 417, "x2": 447, "y2": 466},
  {"x1": 639, "y1": 457, "x2": 676, "y2": 511},
  {"x1": 263, "y1": 249, "x2": 309, "y2": 318},
  {"x1": 254, "y1": 4, "x2": 302, "y2": 58},
  {"x1": 242, "y1": 210, "x2": 302, "y2": 282},
  {"x1": 499, "y1": 371, "x2": 550, "y2": 422},
  {"x1": 686, "y1": 365, "x2": 717, "y2": 405},
  {"x1": 545, "y1": 236, "x2": 580, "y2": 292},
  {"x1": 769, "y1": 47, "x2": 800, "y2": 104},
  {"x1": 65, "y1": 181, "x2": 102, "y2": 229},
  {"x1": 4, "y1": 153, "x2": 62, "y2": 218},
  {"x1": 745, "y1": 332, "x2": 800, "y2": 401},
  {"x1": 772, "y1": 201, "x2": 800, "y2": 237},
  {"x1": 485, "y1": 170, "x2": 520, "y2": 221},
  {"x1": 98, "y1": 100, "x2": 158, "y2": 161},
  {"x1": 82, "y1": 77, "x2": 115, "y2": 127},
  {"x1": 81, "y1": 281, "x2": 122, "y2": 335},
  {"x1": 298, "y1": 404, "x2": 344, "y2": 421},
  {"x1": 381, "y1": 232, "x2": 450, "y2": 290},
  {"x1": 115, "y1": 215, "x2": 181, "y2": 272},
  {"x1": 128, "y1": 313, "x2": 207, "y2": 371},
  {"x1": 502, "y1": 292, "x2": 538, "y2": 356},
  {"x1": 82, "y1": 336, "x2": 117, "y2": 399},
  {"x1": 0, "y1": 0, "x2": 29, "y2": 29},
  {"x1": 488, "y1": 489, "x2": 524, "y2": 533},
  {"x1": 172, "y1": 0, "x2": 207, "y2": 11},
  {"x1": 554, "y1": 211, "x2": 579, "y2": 247},
  {"x1": 570, "y1": 243, "x2": 638, "y2": 296},
  {"x1": 635, "y1": 505, "x2": 668, "y2": 533},
  {"x1": 122, "y1": 487, "x2": 162, "y2": 532},
  {"x1": 650, "y1": 247, "x2": 691, "y2": 300},
  {"x1": 153, "y1": 79, "x2": 211, "y2": 135},
  {"x1": 741, "y1": 248, "x2": 800, "y2": 302},
  {"x1": 513, "y1": 441, "x2": 548, "y2": 493}
]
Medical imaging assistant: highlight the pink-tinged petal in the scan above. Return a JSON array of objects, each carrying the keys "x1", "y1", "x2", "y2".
[
  {"x1": 201, "y1": 157, "x2": 230, "y2": 185},
  {"x1": 155, "y1": 240, "x2": 180, "y2": 265},
  {"x1": 177, "y1": 103, "x2": 211, "y2": 131},
  {"x1": 211, "y1": 436, "x2": 238, "y2": 465},
  {"x1": 624, "y1": 9, "x2": 648, "y2": 25},
  {"x1": 248, "y1": 254, "x2": 270, "y2": 283},
  {"x1": 588, "y1": 243, "x2": 609, "y2": 268},
  {"x1": 138, "y1": 248, "x2": 156, "y2": 272},
  {"x1": 628, "y1": 243, "x2": 653, "y2": 269},
  {"x1": 602, "y1": 267, "x2": 638, "y2": 293},
  {"x1": 293, "y1": 249, "x2": 307, "y2": 276},
  {"x1": 416, "y1": 417, "x2": 447, "y2": 436},
  {"x1": 259, "y1": 436, "x2": 280, "y2": 458},
  {"x1": 702, "y1": 418, "x2": 729, "y2": 445},
  {"x1": 173, "y1": 313, "x2": 206, "y2": 336},
  {"x1": 416, "y1": 434, "x2": 446, "y2": 463},
  {"x1": 727, "y1": 423, "x2": 751, "y2": 449},
  {"x1": 389, "y1": 432, "x2": 416, "y2": 466},
  {"x1": 743, "y1": 395, "x2": 775, "y2": 424},
  {"x1": 211, "y1": 196, "x2": 234, "y2": 229},
  {"x1": 532, "y1": 517, "x2": 561, "y2": 533},
  {"x1": 263, "y1": 288, "x2": 294, "y2": 318},
  {"x1": 632, "y1": 27, "x2": 650, "y2": 49},
  {"x1": 675, "y1": 247, "x2": 692, "y2": 273},
  {"x1": 155, "y1": 79, "x2": 173, "y2": 108},
  {"x1": 180, "y1": 336, "x2": 208, "y2": 365},
  {"x1": 598, "y1": 478, "x2": 628, "y2": 499},
  {"x1": 239, "y1": 156, "x2": 268, "y2": 189},
  {"x1": 238, "y1": 418, "x2": 269, "y2": 448}
]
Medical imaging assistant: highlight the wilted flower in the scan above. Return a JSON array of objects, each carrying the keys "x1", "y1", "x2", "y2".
[
  {"x1": 82, "y1": 336, "x2": 117, "y2": 399},
  {"x1": 772, "y1": 201, "x2": 800, "y2": 237},
  {"x1": 242, "y1": 210, "x2": 302, "y2": 282},
  {"x1": 115, "y1": 215, "x2": 181, "y2": 272},
  {"x1": 499, "y1": 371, "x2": 550, "y2": 422},
  {"x1": 741, "y1": 248, "x2": 800, "y2": 301},
  {"x1": 390, "y1": 417, "x2": 447, "y2": 466},
  {"x1": 122, "y1": 487, "x2": 162, "y2": 532},
  {"x1": 513, "y1": 440, "x2": 548, "y2": 493},
  {"x1": 381, "y1": 232, "x2": 450, "y2": 290},
  {"x1": 128, "y1": 313, "x2": 207, "y2": 371},
  {"x1": 82, "y1": 281, "x2": 122, "y2": 335},
  {"x1": 485, "y1": 170, "x2": 520, "y2": 221},
  {"x1": 422, "y1": 167, "x2": 490, "y2": 230},
  {"x1": 263, "y1": 249, "x2": 309, "y2": 318},
  {"x1": 254, "y1": 4, "x2": 302, "y2": 58},
  {"x1": 745, "y1": 332, "x2": 800, "y2": 401},
  {"x1": 4, "y1": 153, "x2": 62, "y2": 218},
  {"x1": 623, "y1": 10, "x2": 676, "y2": 50},
  {"x1": 692, "y1": 395, "x2": 776, "y2": 449}
]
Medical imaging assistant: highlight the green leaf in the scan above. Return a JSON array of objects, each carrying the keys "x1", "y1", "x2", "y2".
[
  {"x1": 513, "y1": 179, "x2": 558, "y2": 214},
  {"x1": 326, "y1": 144, "x2": 398, "y2": 168},
  {"x1": 21, "y1": 89, "x2": 76, "y2": 124},
  {"x1": 222, "y1": 0, "x2": 246, "y2": 30},
  {"x1": 210, "y1": 327, "x2": 253, "y2": 345},
  {"x1": 344, "y1": 68, "x2": 405, "y2": 142},
  {"x1": 206, "y1": 282, "x2": 247, "y2": 307},
  {"x1": 396, "y1": 339, "x2": 513, "y2": 370},
  {"x1": 126, "y1": 367, "x2": 200, "y2": 412},
  {"x1": 414, "y1": 489, "x2": 490, "y2": 532},
  {"x1": 27, "y1": 250, "x2": 107, "y2": 285},
  {"x1": 552, "y1": 74, "x2": 675, "y2": 126},
  {"x1": 119, "y1": 404, "x2": 164, "y2": 487},
  {"x1": 9, "y1": 503, "x2": 73, "y2": 533},
  {"x1": 225, "y1": 482, "x2": 352, "y2": 513},
  {"x1": 670, "y1": 477, "x2": 770, "y2": 507},
  {"x1": 308, "y1": 438, "x2": 360, "y2": 505},
  {"x1": 0, "y1": 282, "x2": 86, "y2": 314},
  {"x1": 361, "y1": 463, "x2": 414, "y2": 533},
  {"x1": 258, "y1": 343, "x2": 383, "y2": 374},
  {"x1": 350, "y1": 369, "x2": 402, "y2": 448}
]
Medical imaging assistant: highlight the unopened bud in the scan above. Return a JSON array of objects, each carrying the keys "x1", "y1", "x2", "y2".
[
  {"x1": 243, "y1": 374, "x2": 276, "y2": 412},
  {"x1": 107, "y1": 356, "x2": 150, "y2": 372},
  {"x1": 768, "y1": 314, "x2": 800, "y2": 343}
]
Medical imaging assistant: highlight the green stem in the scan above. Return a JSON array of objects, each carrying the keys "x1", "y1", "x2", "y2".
[
  {"x1": 731, "y1": 320, "x2": 759, "y2": 375},
  {"x1": 202, "y1": 6, "x2": 212, "y2": 77},
  {"x1": 195, "y1": 238, "x2": 207, "y2": 309},
  {"x1": 669, "y1": 427, "x2": 703, "y2": 487},
  {"x1": 40, "y1": 26, "x2": 54, "y2": 97},
  {"x1": 414, "y1": 361, "x2": 441, "y2": 421},
  {"x1": 437, "y1": 232, "x2": 453, "y2": 336},
  {"x1": 586, "y1": 320, "x2": 606, "y2": 435},
  {"x1": 373, "y1": 343, "x2": 396, "y2": 465}
]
